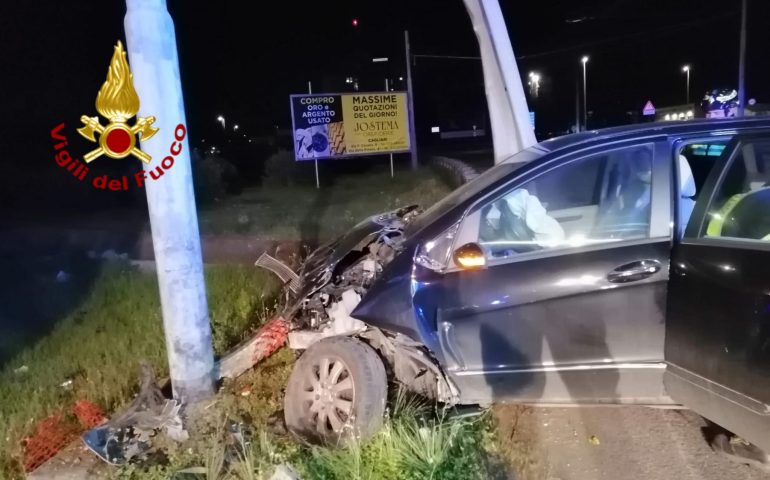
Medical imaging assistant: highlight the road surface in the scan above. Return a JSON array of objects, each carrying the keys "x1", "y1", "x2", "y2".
[{"x1": 492, "y1": 404, "x2": 770, "y2": 480}]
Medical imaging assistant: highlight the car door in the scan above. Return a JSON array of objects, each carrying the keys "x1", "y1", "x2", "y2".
[
  {"x1": 665, "y1": 135, "x2": 770, "y2": 452},
  {"x1": 413, "y1": 140, "x2": 673, "y2": 405}
]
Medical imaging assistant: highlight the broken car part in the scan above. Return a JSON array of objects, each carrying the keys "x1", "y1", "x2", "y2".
[{"x1": 82, "y1": 363, "x2": 187, "y2": 465}]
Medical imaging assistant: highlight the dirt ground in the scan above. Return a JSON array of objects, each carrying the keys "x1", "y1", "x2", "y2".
[{"x1": 492, "y1": 404, "x2": 770, "y2": 480}]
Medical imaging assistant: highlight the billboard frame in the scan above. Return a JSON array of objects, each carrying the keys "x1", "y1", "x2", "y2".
[{"x1": 289, "y1": 91, "x2": 412, "y2": 161}]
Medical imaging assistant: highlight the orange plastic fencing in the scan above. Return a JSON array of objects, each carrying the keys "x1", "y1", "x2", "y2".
[
  {"x1": 22, "y1": 400, "x2": 107, "y2": 473},
  {"x1": 73, "y1": 400, "x2": 107, "y2": 429},
  {"x1": 250, "y1": 316, "x2": 289, "y2": 365}
]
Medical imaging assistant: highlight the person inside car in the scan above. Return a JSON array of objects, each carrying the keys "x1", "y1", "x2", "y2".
[
  {"x1": 480, "y1": 188, "x2": 565, "y2": 255},
  {"x1": 593, "y1": 147, "x2": 653, "y2": 239}
]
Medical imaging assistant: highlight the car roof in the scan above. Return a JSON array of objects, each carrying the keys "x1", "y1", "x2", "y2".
[{"x1": 536, "y1": 116, "x2": 770, "y2": 153}]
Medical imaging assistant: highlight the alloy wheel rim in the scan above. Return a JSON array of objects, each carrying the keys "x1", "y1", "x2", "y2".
[{"x1": 301, "y1": 356, "x2": 355, "y2": 434}]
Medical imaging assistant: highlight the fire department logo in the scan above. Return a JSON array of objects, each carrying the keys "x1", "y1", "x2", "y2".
[{"x1": 77, "y1": 41, "x2": 158, "y2": 163}]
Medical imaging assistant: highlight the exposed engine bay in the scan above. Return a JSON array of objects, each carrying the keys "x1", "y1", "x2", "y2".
[
  {"x1": 257, "y1": 205, "x2": 418, "y2": 349},
  {"x1": 289, "y1": 223, "x2": 404, "y2": 345},
  {"x1": 255, "y1": 205, "x2": 458, "y2": 403}
]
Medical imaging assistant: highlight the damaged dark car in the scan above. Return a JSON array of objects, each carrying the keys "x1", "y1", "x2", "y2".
[{"x1": 259, "y1": 117, "x2": 770, "y2": 453}]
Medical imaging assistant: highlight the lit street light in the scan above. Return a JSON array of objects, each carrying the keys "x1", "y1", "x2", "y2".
[
  {"x1": 216, "y1": 115, "x2": 225, "y2": 130},
  {"x1": 373, "y1": 57, "x2": 390, "y2": 93},
  {"x1": 528, "y1": 71, "x2": 541, "y2": 98},
  {"x1": 581, "y1": 56, "x2": 589, "y2": 131},
  {"x1": 682, "y1": 65, "x2": 691, "y2": 104},
  {"x1": 233, "y1": 124, "x2": 239, "y2": 131}
]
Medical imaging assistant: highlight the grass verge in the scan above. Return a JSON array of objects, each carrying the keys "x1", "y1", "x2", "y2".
[{"x1": 0, "y1": 263, "x2": 281, "y2": 478}]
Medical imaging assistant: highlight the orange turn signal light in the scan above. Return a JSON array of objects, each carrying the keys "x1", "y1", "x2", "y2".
[{"x1": 453, "y1": 243, "x2": 486, "y2": 269}]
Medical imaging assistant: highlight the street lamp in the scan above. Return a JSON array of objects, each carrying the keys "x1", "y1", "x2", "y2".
[
  {"x1": 528, "y1": 72, "x2": 540, "y2": 98},
  {"x1": 372, "y1": 57, "x2": 391, "y2": 92},
  {"x1": 528, "y1": 71, "x2": 541, "y2": 98},
  {"x1": 216, "y1": 115, "x2": 225, "y2": 130},
  {"x1": 581, "y1": 56, "x2": 589, "y2": 131},
  {"x1": 233, "y1": 124, "x2": 239, "y2": 131},
  {"x1": 682, "y1": 65, "x2": 691, "y2": 104}
]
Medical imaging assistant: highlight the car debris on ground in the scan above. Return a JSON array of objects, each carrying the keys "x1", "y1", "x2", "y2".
[{"x1": 82, "y1": 362, "x2": 187, "y2": 465}]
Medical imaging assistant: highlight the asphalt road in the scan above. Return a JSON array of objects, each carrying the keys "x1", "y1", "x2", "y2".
[{"x1": 492, "y1": 404, "x2": 770, "y2": 480}]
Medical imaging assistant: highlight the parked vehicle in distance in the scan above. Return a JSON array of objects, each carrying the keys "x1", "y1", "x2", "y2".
[{"x1": 264, "y1": 117, "x2": 770, "y2": 455}]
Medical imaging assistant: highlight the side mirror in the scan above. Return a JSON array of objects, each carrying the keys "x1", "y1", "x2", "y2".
[{"x1": 452, "y1": 242, "x2": 486, "y2": 270}]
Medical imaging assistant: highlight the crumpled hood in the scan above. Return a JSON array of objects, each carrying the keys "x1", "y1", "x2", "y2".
[{"x1": 295, "y1": 205, "x2": 419, "y2": 300}]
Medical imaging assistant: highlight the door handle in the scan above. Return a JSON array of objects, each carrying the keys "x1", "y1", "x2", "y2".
[{"x1": 607, "y1": 260, "x2": 661, "y2": 283}]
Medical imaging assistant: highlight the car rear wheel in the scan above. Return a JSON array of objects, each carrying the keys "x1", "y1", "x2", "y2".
[{"x1": 284, "y1": 336, "x2": 387, "y2": 445}]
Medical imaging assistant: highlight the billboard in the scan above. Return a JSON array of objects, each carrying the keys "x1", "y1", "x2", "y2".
[{"x1": 290, "y1": 92, "x2": 410, "y2": 160}]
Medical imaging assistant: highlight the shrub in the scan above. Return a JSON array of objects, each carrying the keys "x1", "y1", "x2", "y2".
[
  {"x1": 192, "y1": 148, "x2": 242, "y2": 204},
  {"x1": 263, "y1": 149, "x2": 301, "y2": 186}
]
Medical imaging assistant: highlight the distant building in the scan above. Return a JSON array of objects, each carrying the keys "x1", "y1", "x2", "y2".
[
  {"x1": 654, "y1": 103, "x2": 770, "y2": 122},
  {"x1": 655, "y1": 104, "x2": 696, "y2": 122}
]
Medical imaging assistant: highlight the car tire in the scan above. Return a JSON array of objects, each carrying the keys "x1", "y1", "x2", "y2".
[{"x1": 284, "y1": 336, "x2": 387, "y2": 445}]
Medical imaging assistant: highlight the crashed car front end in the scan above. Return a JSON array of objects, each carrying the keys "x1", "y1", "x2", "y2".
[{"x1": 256, "y1": 205, "x2": 458, "y2": 403}]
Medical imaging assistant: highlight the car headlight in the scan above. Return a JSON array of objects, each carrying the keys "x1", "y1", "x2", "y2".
[{"x1": 414, "y1": 222, "x2": 460, "y2": 271}]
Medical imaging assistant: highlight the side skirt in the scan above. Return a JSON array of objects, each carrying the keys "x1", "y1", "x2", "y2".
[{"x1": 449, "y1": 363, "x2": 673, "y2": 405}]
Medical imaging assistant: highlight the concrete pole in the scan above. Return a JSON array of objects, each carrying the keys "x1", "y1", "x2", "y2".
[
  {"x1": 575, "y1": 75, "x2": 580, "y2": 132},
  {"x1": 737, "y1": 0, "x2": 747, "y2": 117},
  {"x1": 404, "y1": 30, "x2": 418, "y2": 170},
  {"x1": 462, "y1": 0, "x2": 536, "y2": 163},
  {"x1": 582, "y1": 59, "x2": 588, "y2": 131},
  {"x1": 124, "y1": 0, "x2": 215, "y2": 402}
]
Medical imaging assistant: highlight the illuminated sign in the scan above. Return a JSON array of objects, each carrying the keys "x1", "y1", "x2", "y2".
[
  {"x1": 642, "y1": 100, "x2": 656, "y2": 116},
  {"x1": 290, "y1": 92, "x2": 410, "y2": 160}
]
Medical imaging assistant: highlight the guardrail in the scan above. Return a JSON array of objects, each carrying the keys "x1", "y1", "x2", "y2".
[{"x1": 430, "y1": 156, "x2": 479, "y2": 188}]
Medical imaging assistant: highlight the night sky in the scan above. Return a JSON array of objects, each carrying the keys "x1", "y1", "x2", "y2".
[{"x1": 1, "y1": 0, "x2": 768, "y2": 209}]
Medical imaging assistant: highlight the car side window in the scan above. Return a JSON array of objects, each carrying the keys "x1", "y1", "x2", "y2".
[
  {"x1": 678, "y1": 142, "x2": 729, "y2": 201},
  {"x1": 702, "y1": 140, "x2": 770, "y2": 242},
  {"x1": 474, "y1": 144, "x2": 654, "y2": 260}
]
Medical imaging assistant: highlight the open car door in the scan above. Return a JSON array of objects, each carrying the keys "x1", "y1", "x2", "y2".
[{"x1": 665, "y1": 134, "x2": 770, "y2": 452}]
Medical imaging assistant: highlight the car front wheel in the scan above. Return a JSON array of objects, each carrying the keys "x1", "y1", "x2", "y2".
[{"x1": 284, "y1": 336, "x2": 387, "y2": 445}]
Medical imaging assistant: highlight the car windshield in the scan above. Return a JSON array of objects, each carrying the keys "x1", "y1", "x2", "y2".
[{"x1": 406, "y1": 147, "x2": 545, "y2": 235}]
